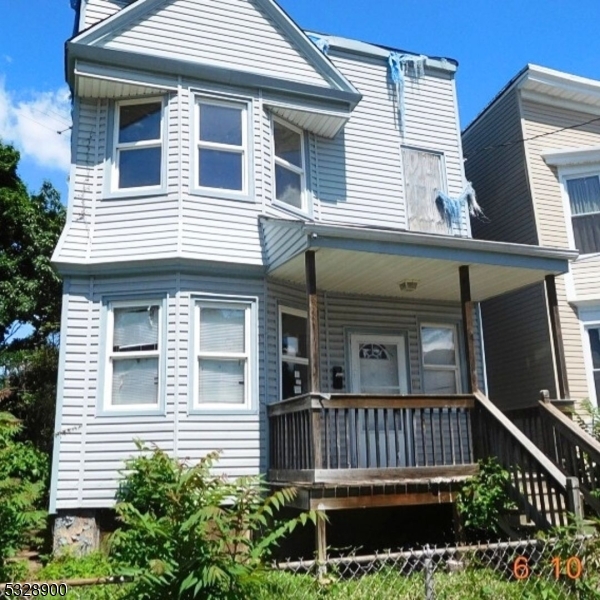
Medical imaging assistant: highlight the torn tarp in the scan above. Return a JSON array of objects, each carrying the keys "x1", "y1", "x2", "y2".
[
  {"x1": 388, "y1": 52, "x2": 427, "y2": 135},
  {"x1": 308, "y1": 34, "x2": 330, "y2": 55},
  {"x1": 435, "y1": 182, "x2": 487, "y2": 230}
]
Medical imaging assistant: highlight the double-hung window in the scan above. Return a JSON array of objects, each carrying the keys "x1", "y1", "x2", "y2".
[
  {"x1": 104, "y1": 301, "x2": 162, "y2": 411},
  {"x1": 588, "y1": 326, "x2": 600, "y2": 404},
  {"x1": 194, "y1": 301, "x2": 253, "y2": 410},
  {"x1": 196, "y1": 99, "x2": 247, "y2": 193},
  {"x1": 279, "y1": 307, "x2": 308, "y2": 400},
  {"x1": 420, "y1": 324, "x2": 461, "y2": 394},
  {"x1": 565, "y1": 174, "x2": 600, "y2": 254},
  {"x1": 113, "y1": 99, "x2": 163, "y2": 191},
  {"x1": 273, "y1": 119, "x2": 305, "y2": 210}
]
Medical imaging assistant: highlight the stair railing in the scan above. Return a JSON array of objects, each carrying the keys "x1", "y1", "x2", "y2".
[{"x1": 473, "y1": 391, "x2": 582, "y2": 529}]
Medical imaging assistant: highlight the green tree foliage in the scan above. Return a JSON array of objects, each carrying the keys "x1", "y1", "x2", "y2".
[
  {"x1": 0, "y1": 412, "x2": 48, "y2": 580},
  {"x1": 110, "y1": 444, "x2": 322, "y2": 599},
  {"x1": 0, "y1": 141, "x2": 65, "y2": 454}
]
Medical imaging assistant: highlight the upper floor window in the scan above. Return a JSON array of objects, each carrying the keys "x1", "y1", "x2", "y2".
[
  {"x1": 565, "y1": 174, "x2": 600, "y2": 254},
  {"x1": 420, "y1": 324, "x2": 460, "y2": 394},
  {"x1": 104, "y1": 301, "x2": 163, "y2": 412},
  {"x1": 196, "y1": 99, "x2": 247, "y2": 193},
  {"x1": 402, "y1": 148, "x2": 452, "y2": 235},
  {"x1": 113, "y1": 99, "x2": 163, "y2": 190},
  {"x1": 273, "y1": 119, "x2": 305, "y2": 211}
]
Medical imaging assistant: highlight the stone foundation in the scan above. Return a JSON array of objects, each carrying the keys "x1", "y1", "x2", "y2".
[{"x1": 53, "y1": 510, "x2": 100, "y2": 556}]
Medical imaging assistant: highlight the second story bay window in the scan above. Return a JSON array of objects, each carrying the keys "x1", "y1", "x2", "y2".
[
  {"x1": 273, "y1": 119, "x2": 306, "y2": 211},
  {"x1": 113, "y1": 99, "x2": 164, "y2": 191},
  {"x1": 196, "y1": 99, "x2": 248, "y2": 196},
  {"x1": 565, "y1": 174, "x2": 600, "y2": 254}
]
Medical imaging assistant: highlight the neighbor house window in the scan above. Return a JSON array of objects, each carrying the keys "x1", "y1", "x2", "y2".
[
  {"x1": 194, "y1": 301, "x2": 253, "y2": 410},
  {"x1": 105, "y1": 301, "x2": 162, "y2": 410},
  {"x1": 196, "y1": 99, "x2": 247, "y2": 193},
  {"x1": 273, "y1": 119, "x2": 305, "y2": 210},
  {"x1": 565, "y1": 175, "x2": 600, "y2": 254},
  {"x1": 402, "y1": 148, "x2": 450, "y2": 234},
  {"x1": 279, "y1": 307, "x2": 308, "y2": 400},
  {"x1": 420, "y1": 324, "x2": 460, "y2": 394},
  {"x1": 113, "y1": 99, "x2": 163, "y2": 190},
  {"x1": 588, "y1": 327, "x2": 600, "y2": 403}
]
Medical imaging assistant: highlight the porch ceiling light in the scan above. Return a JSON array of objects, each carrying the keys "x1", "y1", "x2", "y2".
[{"x1": 398, "y1": 279, "x2": 419, "y2": 292}]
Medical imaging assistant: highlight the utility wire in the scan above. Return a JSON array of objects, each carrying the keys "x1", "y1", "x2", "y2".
[{"x1": 464, "y1": 114, "x2": 600, "y2": 159}]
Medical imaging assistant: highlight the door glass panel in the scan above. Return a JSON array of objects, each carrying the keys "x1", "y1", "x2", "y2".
[{"x1": 358, "y1": 343, "x2": 400, "y2": 393}]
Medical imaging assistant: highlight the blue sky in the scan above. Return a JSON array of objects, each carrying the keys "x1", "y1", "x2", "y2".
[{"x1": 2, "y1": 0, "x2": 600, "y2": 202}]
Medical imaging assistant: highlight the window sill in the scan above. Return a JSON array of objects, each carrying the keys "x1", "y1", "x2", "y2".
[
  {"x1": 102, "y1": 187, "x2": 168, "y2": 201},
  {"x1": 272, "y1": 200, "x2": 312, "y2": 220},
  {"x1": 96, "y1": 406, "x2": 166, "y2": 417},
  {"x1": 189, "y1": 187, "x2": 255, "y2": 203},
  {"x1": 188, "y1": 405, "x2": 257, "y2": 416}
]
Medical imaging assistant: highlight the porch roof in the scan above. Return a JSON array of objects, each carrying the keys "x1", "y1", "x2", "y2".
[{"x1": 260, "y1": 217, "x2": 578, "y2": 302}]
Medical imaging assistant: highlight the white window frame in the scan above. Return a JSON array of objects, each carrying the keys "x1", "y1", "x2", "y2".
[
  {"x1": 558, "y1": 164, "x2": 600, "y2": 257},
  {"x1": 272, "y1": 117, "x2": 307, "y2": 214},
  {"x1": 103, "y1": 299, "x2": 164, "y2": 413},
  {"x1": 193, "y1": 96, "x2": 250, "y2": 199},
  {"x1": 192, "y1": 299, "x2": 255, "y2": 412},
  {"x1": 110, "y1": 97, "x2": 165, "y2": 195},
  {"x1": 420, "y1": 323, "x2": 461, "y2": 394},
  {"x1": 279, "y1": 306, "x2": 309, "y2": 400}
]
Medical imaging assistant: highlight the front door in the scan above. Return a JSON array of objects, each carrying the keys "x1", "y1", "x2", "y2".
[{"x1": 350, "y1": 335, "x2": 410, "y2": 467}]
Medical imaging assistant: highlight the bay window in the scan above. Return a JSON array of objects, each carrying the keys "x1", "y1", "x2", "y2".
[{"x1": 273, "y1": 119, "x2": 305, "y2": 210}]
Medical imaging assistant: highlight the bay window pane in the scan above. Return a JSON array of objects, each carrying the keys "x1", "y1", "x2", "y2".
[
  {"x1": 274, "y1": 121, "x2": 302, "y2": 167},
  {"x1": 119, "y1": 102, "x2": 161, "y2": 143},
  {"x1": 200, "y1": 308, "x2": 245, "y2": 353},
  {"x1": 566, "y1": 176, "x2": 600, "y2": 215},
  {"x1": 281, "y1": 313, "x2": 307, "y2": 359},
  {"x1": 199, "y1": 149, "x2": 242, "y2": 190},
  {"x1": 119, "y1": 147, "x2": 161, "y2": 188},
  {"x1": 423, "y1": 369, "x2": 457, "y2": 394},
  {"x1": 422, "y1": 327, "x2": 456, "y2": 366},
  {"x1": 199, "y1": 104, "x2": 242, "y2": 145},
  {"x1": 275, "y1": 164, "x2": 302, "y2": 208},
  {"x1": 572, "y1": 214, "x2": 600, "y2": 254},
  {"x1": 112, "y1": 357, "x2": 159, "y2": 405},
  {"x1": 199, "y1": 359, "x2": 245, "y2": 404},
  {"x1": 282, "y1": 361, "x2": 308, "y2": 400},
  {"x1": 113, "y1": 306, "x2": 159, "y2": 352}
]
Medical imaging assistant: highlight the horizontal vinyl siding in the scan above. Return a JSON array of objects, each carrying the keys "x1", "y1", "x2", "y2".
[
  {"x1": 463, "y1": 89, "x2": 537, "y2": 245},
  {"x1": 101, "y1": 0, "x2": 328, "y2": 87},
  {"x1": 314, "y1": 50, "x2": 467, "y2": 234},
  {"x1": 83, "y1": 0, "x2": 128, "y2": 29},
  {"x1": 521, "y1": 98, "x2": 600, "y2": 403},
  {"x1": 54, "y1": 273, "x2": 265, "y2": 510}
]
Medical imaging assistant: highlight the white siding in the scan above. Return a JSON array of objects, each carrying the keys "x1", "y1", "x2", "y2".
[
  {"x1": 83, "y1": 0, "x2": 129, "y2": 30},
  {"x1": 53, "y1": 273, "x2": 265, "y2": 510},
  {"x1": 100, "y1": 0, "x2": 329, "y2": 87}
]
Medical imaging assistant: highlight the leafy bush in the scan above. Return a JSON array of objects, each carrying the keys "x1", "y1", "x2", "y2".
[
  {"x1": 110, "y1": 443, "x2": 321, "y2": 599},
  {"x1": 456, "y1": 457, "x2": 514, "y2": 538},
  {"x1": 0, "y1": 412, "x2": 48, "y2": 580}
]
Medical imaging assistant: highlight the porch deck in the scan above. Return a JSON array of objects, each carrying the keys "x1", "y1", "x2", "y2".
[{"x1": 268, "y1": 393, "x2": 478, "y2": 509}]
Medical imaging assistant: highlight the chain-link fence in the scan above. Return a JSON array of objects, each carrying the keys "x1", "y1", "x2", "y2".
[{"x1": 268, "y1": 535, "x2": 600, "y2": 599}]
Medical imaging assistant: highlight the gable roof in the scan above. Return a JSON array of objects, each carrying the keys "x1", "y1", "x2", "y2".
[{"x1": 68, "y1": 0, "x2": 360, "y2": 104}]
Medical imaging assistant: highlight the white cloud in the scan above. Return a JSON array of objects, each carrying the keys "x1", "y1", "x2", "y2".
[{"x1": 0, "y1": 81, "x2": 71, "y2": 173}]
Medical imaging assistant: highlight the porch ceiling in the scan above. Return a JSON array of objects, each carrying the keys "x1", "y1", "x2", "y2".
[{"x1": 261, "y1": 218, "x2": 577, "y2": 302}]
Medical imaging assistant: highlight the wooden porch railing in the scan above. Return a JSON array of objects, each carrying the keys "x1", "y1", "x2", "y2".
[
  {"x1": 473, "y1": 391, "x2": 582, "y2": 529},
  {"x1": 507, "y1": 396, "x2": 600, "y2": 515},
  {"x1": 269, "y1": 394, "x2": 476, "y2": 484}
]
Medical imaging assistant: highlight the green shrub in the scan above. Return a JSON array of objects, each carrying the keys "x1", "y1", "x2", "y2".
[
  {"x1": 456, "y1": 457, "x2": 514, "y2": 538},
  {"x1": 0, "y1": 412, "x2": 48, "y2": 580},
  {"x1": 110, "y1": 443, "x2": 321, "y2": 599}
]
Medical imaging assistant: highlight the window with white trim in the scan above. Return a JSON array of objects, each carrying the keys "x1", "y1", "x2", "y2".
[
  {"x1": 565, "y1": 174, "x2": 600, "y2": 254},
  {"x1": 105, "y1": 301, "x2": 162, "y2": 410},
  {"x1": 420, "y1": 324, "x2": 460, "y2": 394},
  {"x1": 196, "y1": 99, "x2": 247, "y2": 192},
  {"x1": 588, "y1": 326, "x2": 600, "y2": 404},
  {"x1": 273, "y1": 119, "x2": 305, "y2": 210},
  {"x1": 194, "y1": 301, "x2": 253, "y2": 409},
  {"x1": 279, "y1": 307, "x2": 308, "y2": 400},
  {"x1": 113, "y1": 99, "x2": 163, "y2": 190}
]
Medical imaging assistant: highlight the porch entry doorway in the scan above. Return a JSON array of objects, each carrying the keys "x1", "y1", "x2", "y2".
[{"x1": 349, "y1": 335, "x2": 411, "y2": 468}]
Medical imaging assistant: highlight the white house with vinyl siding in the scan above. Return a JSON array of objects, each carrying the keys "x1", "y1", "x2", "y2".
[{"x1": 52, "y1": 0, "x2": 577, "y2": 551}]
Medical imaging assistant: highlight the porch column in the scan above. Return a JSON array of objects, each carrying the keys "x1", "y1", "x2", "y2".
[
  {"x1": 305, "y1": 250, "x2": 321, "y2": 394},
  {"x1": 459, "y1": 266, "x2": 478, "y2": 393},
  {"x1": 545, "y1": 275, "x2": 570, "y2": 399}
]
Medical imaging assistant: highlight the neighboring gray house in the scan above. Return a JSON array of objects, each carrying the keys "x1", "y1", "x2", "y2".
[
  {"x1": 463, "y1": 65, "x2": 600, "y2": 411},
  {"x1": 52, "y1": 1, "x2": 581, "y2": 552}
]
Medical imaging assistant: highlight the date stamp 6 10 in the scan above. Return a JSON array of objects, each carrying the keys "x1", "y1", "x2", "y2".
[
  {"x1": 0, "y1": 583, "x2": 68, "y2": 597},
  {"x1": 513, "y1": 556, "x2": 583, "y2": 580}
]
